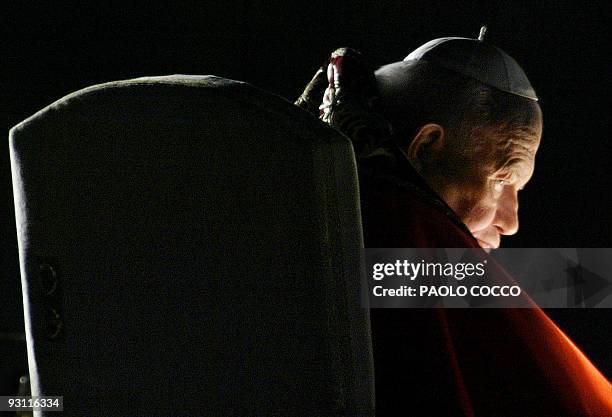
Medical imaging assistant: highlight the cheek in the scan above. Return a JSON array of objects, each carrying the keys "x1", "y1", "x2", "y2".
[
  {"x1": 463, "y1": 203, "x2": 497, "y2": 233},
  {"x1": 450, "y1": 185, "x2": 497, "y2": 233}
]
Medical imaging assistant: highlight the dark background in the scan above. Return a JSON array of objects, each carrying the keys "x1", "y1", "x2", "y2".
[{"x1": 2, "y1": 0, "x2": 610, "y2": 392}]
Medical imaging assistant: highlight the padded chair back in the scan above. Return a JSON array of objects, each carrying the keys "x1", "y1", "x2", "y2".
[{"x1": 9, "y1": 75, "x2": 373, "y2": 416}]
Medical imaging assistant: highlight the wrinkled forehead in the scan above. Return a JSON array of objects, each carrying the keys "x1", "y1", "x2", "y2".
[{"x1": 485, "y1": 124, "x2": 542, "y2": 181}]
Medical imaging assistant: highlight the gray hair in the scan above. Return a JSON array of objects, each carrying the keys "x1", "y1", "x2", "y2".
[{"x1": 374, "y1": 59, "x2": 542, "y2": 152}]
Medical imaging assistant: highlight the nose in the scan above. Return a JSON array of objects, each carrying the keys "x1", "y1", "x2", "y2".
[{"x1": 494, "y1": 187, "x2": 519, "y2": 235}]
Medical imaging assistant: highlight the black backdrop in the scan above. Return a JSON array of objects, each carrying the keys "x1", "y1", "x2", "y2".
[{"x1": 2, "y1": 1, "x2": 610, "y2": 378}]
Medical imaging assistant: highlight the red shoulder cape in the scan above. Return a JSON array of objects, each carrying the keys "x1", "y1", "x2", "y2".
[{"x1": 362, "y1": 181, "x2": 612, "y2": 417}]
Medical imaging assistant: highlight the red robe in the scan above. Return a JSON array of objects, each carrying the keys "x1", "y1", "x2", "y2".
[{"x1": 361, "y1": 165, "x2": 612, "y2": 417}]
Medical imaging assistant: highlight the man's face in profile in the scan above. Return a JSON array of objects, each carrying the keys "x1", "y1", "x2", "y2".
[
  {"x1": 442, "y1": 125, "x2": 542, "y2": 249},
  {"x1": 407, "y1": 117, "x2": 542, "y2": 249}
]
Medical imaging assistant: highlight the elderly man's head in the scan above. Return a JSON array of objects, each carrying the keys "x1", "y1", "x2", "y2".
[{"x1": 375, "y1": 60, "x2": 542, "y2": 248}]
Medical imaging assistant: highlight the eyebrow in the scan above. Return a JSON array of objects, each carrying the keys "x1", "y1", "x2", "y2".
[{"x1": 492, "y1": 158, "x2": 534, "y2": 186}]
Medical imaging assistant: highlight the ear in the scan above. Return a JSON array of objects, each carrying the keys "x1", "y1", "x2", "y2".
[{"x1": 405, "y1": 123, "x2": 446, "y2": 172}]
